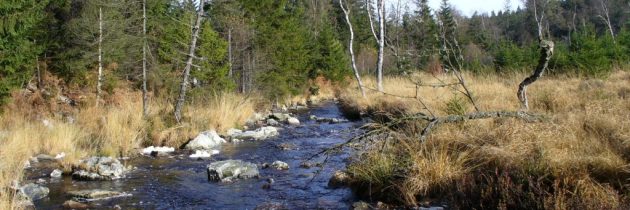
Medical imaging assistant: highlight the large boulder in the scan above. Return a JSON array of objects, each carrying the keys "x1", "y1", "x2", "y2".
[
  {"x1": 207, "y1": 160, "x2": 259, "y2": 182},
  {"x1": 19, "y1": 183, "x2": 49, "y2": 200},
  {"x1": 185, "y1": 131, "x2": 226, "y2": 150},
  {"x1": 231, "y1": 126, "x2": 279, "y2": 141},
  {"x1": 72, "y1": 157, "x2": 127, "y2": 181}
]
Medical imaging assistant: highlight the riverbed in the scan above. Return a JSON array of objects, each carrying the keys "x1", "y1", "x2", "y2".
[{"x1": 27, "y1": 101, "x2": 363, "y2": 209}]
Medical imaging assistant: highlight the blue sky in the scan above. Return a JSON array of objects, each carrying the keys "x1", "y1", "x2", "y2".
[{"x1": 388, "y1": 0, "x2": 524, "y2": 17}]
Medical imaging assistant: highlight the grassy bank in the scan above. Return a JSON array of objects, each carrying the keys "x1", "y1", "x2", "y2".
[
  {"x1": 0, "y1": 88, "x2": 265, "y2": 209},
  {"x1": 341, "y1": 70, "x2": 630, "y2": 209}
]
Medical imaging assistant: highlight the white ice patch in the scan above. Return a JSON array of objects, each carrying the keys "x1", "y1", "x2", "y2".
[
  {"x1": 141, "y1": 146, "x2": 175, "y2": 155},
  {"x1": 189, "y1": 150, "x2": 220, "y2": 159}
]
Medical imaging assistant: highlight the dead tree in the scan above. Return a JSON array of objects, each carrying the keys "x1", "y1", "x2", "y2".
[
  {"x1": 142, "y1": 0, "x2": 148, "y2": 117},
  {"x1": 340, "y1": 0, "x2": 366, "y2": 98},
  {"x1": 377, "y1": 0, "x2": 385, "y2": 92},
  {"x1": 598, "y1": 0, "x2": 616, "y2": 43},
  {"x1": 517, "y1": 0, "x2": 554, "y2": 110},
  {"x1": 96, "y1": 7, "x2": 103, "y2": 107},
  {"x1": 174, "y1": 0, "x2": 206, "y2": 123}
]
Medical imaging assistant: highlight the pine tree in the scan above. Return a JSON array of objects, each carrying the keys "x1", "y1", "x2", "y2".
[
  {"x1": 0, "y1": 0, "x2": 51, "y2": 103},
  {"x1": 412, "y1": 0, "x2": 440, "y2": 67},
  {"x1": 312, "y1": 21, "x2": 351, "y2": 83}
]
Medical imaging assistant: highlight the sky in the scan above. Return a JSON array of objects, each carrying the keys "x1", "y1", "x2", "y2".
[{"x1": 424, "y1": 0, "x2": 524, "y2": 17}]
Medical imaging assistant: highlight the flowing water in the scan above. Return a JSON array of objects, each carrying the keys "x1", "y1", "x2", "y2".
[{"x1": 27, "y1": 101, "x2": 363, "y2": 209}]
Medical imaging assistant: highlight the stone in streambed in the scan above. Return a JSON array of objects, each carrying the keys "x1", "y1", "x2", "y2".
[
  {"x1": 68, "y1": 189, "x2": 129, "y2": 201},
  {"x1": 63, "y1": 200, "x2": 90, "y2": 209},
  {"x1": 185, "y1": 130, "x2": 226, "y2": 150},
  {"x1": 271, "y1": 161, "x2": 289, "y2": 170},
  {"x1": 72, "y1": 156, "x2": 127, "y2": 181},
  {"x1": 230, "y1": 126, "x2": 279, "y2": 140},
  {"x1": 141, "y1": 146, "x2": 175, "y2": 156},
  {"x1": 287, "y1": 117, "x2": 300, "y2": 126},
  {"x1": 207, "y1": 160, "x2": 259, "y2": 182},
  {"x1": 50, "y1": 169, "x2": 63, "y2": 178},
  {"x1": 328, "y1": 170, "x2": 351, "y2": 188},
  {"x1": 19, "y1": 183, "x2": 49, "y2": 200}
]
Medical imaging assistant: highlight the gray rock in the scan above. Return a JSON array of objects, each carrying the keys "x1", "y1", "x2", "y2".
[
  {"x1": 51, "y1": 169, "x2": 63, "y2": 178},
  {"x1": 269, "y1": 113, "x2": 291, "y2": 122},
  {"x1": 185, "y1": 130, "x2": 226, "y2": 150},
  {"x1": 266, "y1": 119, "x2": 280, "y2": 126},
  {"x1": 226, "y1": 128, "x2": 243, "y2": 136},
  {"x1": 231, "y1": 126, "x2": 279, "y2": 140},
  {"x1": 19, "y1": 183, "x2": 49, "y2": 200},
  {"x1": 63, "y1": 200, "x2": 90, "y2": 209},
  {"x1": 287, "y1": 117, "x2": 300, "y2": 126},
  {"x1": 72, "y1": 157, "x2": 127, "y2": 181},
  {"x1": 271, "y1": 161, "x2": 289, "y2": 170},
  {"x1": 207, "y1": 160, "x2": 259, "y2": 182},
  {"x1": 36, "y1": 154, "x2": 55, "y2": 161},
  {"x1": 328, "y1": 170, "x2": 351, "y2": 188},
  {"x1": 68, "y1": 189, "x2": 128, "y2": 201}
]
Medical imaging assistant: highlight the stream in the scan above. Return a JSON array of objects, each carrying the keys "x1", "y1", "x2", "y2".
[{"x1": 26, "y1": 101, "x2": 364, "y2": 209}]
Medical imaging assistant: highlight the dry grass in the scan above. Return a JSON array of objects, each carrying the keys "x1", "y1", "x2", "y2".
[
  {"x1": 0, "y1": 88, "x2": 262, "y2": 208},
  {"x1": 343, "y1": 70, "x2": 630, "y2": 209}
]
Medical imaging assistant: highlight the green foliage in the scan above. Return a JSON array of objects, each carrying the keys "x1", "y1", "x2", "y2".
[
  {"x1": 0, "y1": 0, "x2": 50, "y2": 103},
  {"x1": 312, "y1": 22, "x2": 351, "y2": 83},
  {"x1": 493, "y1": 41, "x2": 538, "y2": 71},
  {"x1": 568, "y1": 26, "x2": 618, "y2": 76},
  {"x1": 242, "y1": 0, "x2": 314, "y2": 100}
]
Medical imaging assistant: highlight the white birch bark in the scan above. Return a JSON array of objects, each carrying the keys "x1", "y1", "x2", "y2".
[
  {"x1": 96, "y1": 7, "x2": 103, "y2": 107},
  {"x1": 377, "y1": 0, "x2": 385, "y2": 92},
  {"x1": 142, "y1": 0, "x2": 148, "y2": 116},
  {"x1": 340, "y1": 0, "x2": 366, "y2": 97}
]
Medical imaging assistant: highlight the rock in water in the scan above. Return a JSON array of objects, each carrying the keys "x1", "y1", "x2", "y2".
[
  {"x1": 287, "y1": 117, "x2": 300, "y2": 126},
  {"x1": 226, "y1": 128, "x2": 243, "y2": 136},
  {"x1": 63, "y1": 200, "x2": 90, "y2": 209},
  {"x1": 231, "y1": 126, "x2": 279, "y2": 140},
  {"x1": 19, "y1": 183, "x2": 49, "y2": 200},
  {"x1": 269, "y1": 113, "x2": 291, "y2": 122},
  {"x1": 266, "y1": 119, "x2": 280, "y2": 126},
  {"x1": 50, "y1": 169, "x2": 63, "y2": 178},
  {"x1": 185, "y1": 130, "x2": 226, "y2": 150},
  {"x1": 207, "y1": 160, "x2": 259, "y2": 182},
  {"x1": 68, "y1": 189, "x2": 128, "y2": 201},
  {"x1": 328, "y1": 170, "x2": 351, "y2": 188},
  {"x1": 271, "y1": 161, "x2": 289, "y2": 170},
  {"x1": 352, "y1": 201, "x2": 371, "y2": 210},
  {"x1": 72, "y1": 157, "x2": 127, "y2": 181}
]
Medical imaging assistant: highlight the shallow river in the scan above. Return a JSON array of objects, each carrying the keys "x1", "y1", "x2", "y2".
[{"x1": 29, "y1": 101, "x2": 363, "y2": 209}]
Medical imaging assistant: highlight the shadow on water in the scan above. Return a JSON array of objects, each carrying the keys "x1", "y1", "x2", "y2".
[{"x1": 31, "y1": 101, "x2": 364, "y2": 209}]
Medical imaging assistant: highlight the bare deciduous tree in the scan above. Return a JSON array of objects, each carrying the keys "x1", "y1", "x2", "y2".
[
  {"x1": 598, "y1": 0, "x2": 616, "y2": 43},
  {"x1": 340, "y1": 0, "x2": 366, "y2": 97},
  {"x1": 174, "y1": 0, "x2": 206, "y2": 123},
  {"x1": 517, "y1": 0, "x2": 554, "y2": 110}
]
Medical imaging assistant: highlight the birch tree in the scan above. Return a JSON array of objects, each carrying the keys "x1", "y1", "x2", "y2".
[
  {"x1": 174, "y1": 0, "x2": 206, "y2": 123},
  {"x1": 377, "y1": 0, "x2": 385, "y2": 91},
  {"x1": 96, "y1": 7, "x2": 103, "y2": 106},
  {"x1": 340, "y1": 0, "x2": 366, "y2": 97},
  {"x1": 142, "y1": 0, "x2": 148, "y2": 116}
]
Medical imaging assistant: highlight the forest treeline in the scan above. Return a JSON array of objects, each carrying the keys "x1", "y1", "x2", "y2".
[{"x1": 1, "y1": 0, "x2": 629, "y2": 104}]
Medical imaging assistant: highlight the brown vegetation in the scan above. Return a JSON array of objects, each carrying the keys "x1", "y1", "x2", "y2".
[{"x1": 341, "y1": 70, "x2": 630, "y2": 209}]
